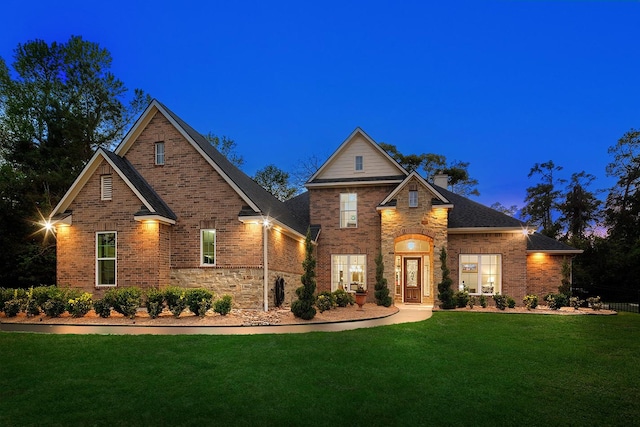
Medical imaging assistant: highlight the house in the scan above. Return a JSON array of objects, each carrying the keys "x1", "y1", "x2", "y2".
[{"x1": 49, "y1": 100, "x2": 581, "y2": 309}]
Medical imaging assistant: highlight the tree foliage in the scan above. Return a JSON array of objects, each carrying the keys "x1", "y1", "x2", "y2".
[
  {"x1": 253, "y1": 164, "x2": 297, "y2": 201},
  {"x1": 559, "y1": 172, "x2": 601, "y2": 244},
  {"x1": 204, "y1": 133, "x2": 244, "y2": 168},
  {"x1": 379, "y1": 142, "x2": 480, "y2": 197},
  {"x1": 0, "y1": 36, "x2": 148, "y2": 286},
  {"x1": 521, "y1": 161, "x2": 565, "y2": 238}
]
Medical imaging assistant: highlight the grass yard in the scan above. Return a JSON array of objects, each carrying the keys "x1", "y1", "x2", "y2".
[{"x1": 1, "y1": 311, "x2": 639, "y2": 426}]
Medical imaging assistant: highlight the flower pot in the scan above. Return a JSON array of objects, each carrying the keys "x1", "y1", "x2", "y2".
[{"x1": 355, "y1": 292, "x2": 367, "y2": 310}]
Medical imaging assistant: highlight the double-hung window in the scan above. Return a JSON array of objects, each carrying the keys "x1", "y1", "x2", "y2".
[
  {"x1": 201, "y1": 229, "x2": 216, "y2": 265},
  {"x1": 331, "y1": 254, "x2": 366, "y2": 292},
  {"x1": 355, "y1": 155, "x2": 364, "y2": 171},
  {"x1": 459, "y1": 254, "x2": 501, "y2": 295},
  {"x1": 96, "y1": 232, "x2": 117, "y2": 286},
  {"x1": 155, "y1": 142, "x2": 165, "y2": 165},
  {"x1": 409, "y1": 190, "x2": 418, "y2": 207},
  {"x1": 340, "y1": 193, "x2": 357, "y2": 228}
]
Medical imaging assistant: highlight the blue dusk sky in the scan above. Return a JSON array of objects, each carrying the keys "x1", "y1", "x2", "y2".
[{"x1": 1, "y1": 0, "x2": 638, "y2": 208}]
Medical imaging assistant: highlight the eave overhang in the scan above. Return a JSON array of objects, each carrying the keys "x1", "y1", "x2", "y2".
[{"x1": 238, "y1": 215, "x2": 310, "y2": 243}]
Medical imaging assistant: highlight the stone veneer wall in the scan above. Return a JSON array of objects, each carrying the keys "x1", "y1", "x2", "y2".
[
  {"x1": 380, "y1": 177, "x2": 449, "y2": 304},
  {"x1": 526, "y1": 253, "x2": 570, "y2": 299},
  {"x1": 170, "y1": 267, "x2": 300, "y2": 309},
  {"x1": 447, "y1": 232, "x2": 528, "y2": 303}
]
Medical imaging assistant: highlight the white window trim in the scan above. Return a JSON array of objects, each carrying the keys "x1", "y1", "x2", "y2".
[
  {"x1": 331, "y1": 254, "x2": 367, "y2": 292},
  {"x1": 155, "y1": 141, "x2": 165, "y2": 165},
  {"x1": 340, "y1": 193, "x2": 358, "y2": 228},
  {"x1": 200, "y1": 229, "x2": 216, "y2": 266},
  {"x1": 409, "y1": 190, "x2": 418, "y2": 207},
  {"x1": 459, "y1": 254, "x2": 502, "y2": 295},
  {"x1": 96, "y1": 231, "x2": 117, "y2": 287},
  {"x1": 101, "y1": 175, "x2": 112, "y2": 201},
  {"x1": 355, "y1": 155, "x2": 364, "y2": 172}
]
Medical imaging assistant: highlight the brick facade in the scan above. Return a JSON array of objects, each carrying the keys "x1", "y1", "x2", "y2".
[
  {"x1": 310, "y1": 185, "x2": 395, "y2": 302},
  {"x1": 526, "y1": 253, "x2": 570, "y2": 299}
]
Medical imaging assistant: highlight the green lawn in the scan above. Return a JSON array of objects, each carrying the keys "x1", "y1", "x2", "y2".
[{"x1": 1, "y1": 312, "x2": 638, "y2": 426}]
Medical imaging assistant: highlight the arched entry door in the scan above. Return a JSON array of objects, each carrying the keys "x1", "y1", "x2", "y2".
[{"x1": 394, "y1": 234, "x2": 433, "y2": 304}]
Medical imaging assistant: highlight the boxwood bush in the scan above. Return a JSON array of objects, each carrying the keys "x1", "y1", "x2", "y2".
[
  {"x1": 186, "y1": 288, "x2": 213, "y2": 317},
  {"x1": 213, "y1": 294, "x2": 233, "y2": 316},
  {"x1": 164, "y1": 286, "x2": 187, "y2": 318},
  {"x1": 145, "y1": 288, "x2": 165, "y2": 319},
  {"x1": 105, "y1": 287, "x2": 142, "y2": 319}
]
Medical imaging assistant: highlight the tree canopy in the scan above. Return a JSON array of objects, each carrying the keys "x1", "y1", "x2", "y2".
[
  {"x1": 0, "y1": 36, "x2": 149, "y2": 286},
  {"x1": 253, "y1": 164, "x2": 297, "y2": 201},
  {"x1": 378, "y1": 142, "x2": 480, "y2": 197}
]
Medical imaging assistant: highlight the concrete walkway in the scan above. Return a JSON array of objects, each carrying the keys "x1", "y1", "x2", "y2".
[{"x1": 0, "y1": 304, "x2": 432, "y2": 336}]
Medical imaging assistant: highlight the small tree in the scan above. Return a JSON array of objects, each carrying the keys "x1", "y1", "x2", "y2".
[
  {"x1": 437, "y1": 247, "x2": 455, "y2": 309},
  {"x1": 291, "y1": 229, "x2": 317, "y2": 319},
  {"x1": 374, "y1": 252, "x2": 392, "y2": 307}
]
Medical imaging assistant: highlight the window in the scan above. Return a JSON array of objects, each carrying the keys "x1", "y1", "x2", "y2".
[
  {"x1": 340, "y1": 193, "x2": 357, "y2": 228},
  {"x1": 459, "y1": 254, "x2": 501, "y2": 295},
  {"x1": 101, "y1": 175, "x2": 112, "y2": 201},
  {"x1": 201, "y1": 229, "x2": 216, "y2": 265},
  {"x1": 409, "y1": 190, "x2": 418, "y2": 207},
  {"x1": 155, "y1": 142, "x2": 165, "y2": 165},
  {"x1": 331, "y1": 255, "x2": 366, "y2": 292},
  {"x1": 355, "y1": 155, "x2": 363, "y2": 171},
  {"x1": 96, "y1": 232, "x2": 116, "y2": 286}
]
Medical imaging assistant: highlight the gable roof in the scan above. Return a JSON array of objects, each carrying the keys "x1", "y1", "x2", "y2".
[
  {"x1": 114, "y1": 100, "x2": 309, "y2": 238},
  {"x1": 378, "y1": 171, "x2": 451, "y2": 208},
  {"x1": 306, "y1": 127, "x2": 408, "y2": 187},
  {"x1": 50, "y1": 148, "x2": 177, "y2": 224}
]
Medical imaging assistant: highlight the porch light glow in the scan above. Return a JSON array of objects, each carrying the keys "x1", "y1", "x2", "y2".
[{"x1": 262, "y1": 218, "x2": 272, "y2": 228}]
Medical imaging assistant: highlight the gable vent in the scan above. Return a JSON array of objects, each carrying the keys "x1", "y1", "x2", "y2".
[{"x1": 101, "y1": 175, "x2": 113, "y2": 201}]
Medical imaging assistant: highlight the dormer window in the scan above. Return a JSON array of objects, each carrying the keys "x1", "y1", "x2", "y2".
[
  {"x1": 355, "y1": 155, "x2": 363, "y2": 172},
  {"x1": 101, "y1": 175, "x2": 113, "y2": 201},
  {"x1": 155, "y1": 141, "x2": 165, "y2": 165}
]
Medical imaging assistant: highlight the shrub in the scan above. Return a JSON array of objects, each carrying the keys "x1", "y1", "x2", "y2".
[
  {"x1": 507, "y1": 296, "x2": 516, "y2": 309},
  {"x1": 545, "y1": 293, "x2": 568, "y2": 310},
  {"x1": 3, "y1": 297, "x2": 21, "y2": 317},
  {"x1": 569, "y1": 296, "x2": 584, "y2": 310},
  {"x1": 292, "y1": 229, "x2": 317, "y2": 320},
  {"x1": 145, "y1": 288, "x2": 165, "y2": 319},
  {"x1": 213, "y1": 294, "x2": 233, "y2": 316},
  {"x1": 164, "y1": 286, "x2": 187, "y2": 318},
  {"x1": 493, "y1": 294, "x2": 508, "y2": 310},
  {"x1": 106, "y1": 287, "x2": 142, "y2": 319},
  {"x1": 333, "y1": 289, "x2": 354, "y2": 307},
  {"x1": 40, "y1": 287, "x2": 68, "y2": 317},
  {"x1": 454, "y1": 290, "x2": 469, "y2": 308},
  {"x1": 32, "y1": 285, "x2": 57, "y2": 308},
  {"x1": 316, "y1": 291, "x2": 336, "y2": 313},
  {"x1": 523, "y1": 294, "x2": 538, "y2": 310},
  {"x1": 67, "y1": 293, "x2": 93, "y2": 318},
  {"x1": 587, "y1": 296, "x2": 603, "y2": 310},
  {"x1": 437, "y1": 248, "x2": 456, "y2": 309},
  {"x1": 479, "y1": 294, "x2": 488, "y2": 308},
  {"x1": 374, "y1": 252, "x2": 393, "y2": 307},
  {"x1": 93, "y1": 298, "x2": 112, "y2": 318},
  {"x1": 24, "y1": 287, "x2": 40, "y2": 317},
  {"x1": 468, "y1": 296, "x2": 476, "y2": 309},
  {"x1": 186, "y1": 288, "x2": 213, "y2": 317}
]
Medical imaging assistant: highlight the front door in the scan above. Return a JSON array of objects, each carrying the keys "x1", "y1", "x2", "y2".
[{"x1": 404, "y1": 257, "x2": 421, "y2": 303}]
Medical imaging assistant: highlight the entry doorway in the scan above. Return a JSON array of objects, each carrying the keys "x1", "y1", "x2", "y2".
[{"x1": 404, "y1": 257, "x2": 421, "y2": 303}]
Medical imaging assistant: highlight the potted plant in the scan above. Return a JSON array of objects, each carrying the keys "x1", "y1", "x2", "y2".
[{"x1": 354, "y1": 285, "x2": 367, "y2": 310}]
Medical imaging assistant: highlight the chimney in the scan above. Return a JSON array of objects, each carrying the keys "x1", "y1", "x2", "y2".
[{"x1": 433, "y1": 173, "x2": 448, "y2": 188}]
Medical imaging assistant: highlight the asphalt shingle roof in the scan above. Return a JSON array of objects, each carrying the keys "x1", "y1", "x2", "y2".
[
  {"x1": 101, "y1": 149, "x2": 177, "y2": 221},
  {"x1": 158, "y1": 102, "x2": 310, "y2": 236},
  {"x1": 526, "y1": 233, "x2": 581, "y2": 252}
]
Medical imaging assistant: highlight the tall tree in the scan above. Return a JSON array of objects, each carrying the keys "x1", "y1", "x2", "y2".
[
  {"x1": 558, "y1": 171, "x2": 602, "y2": 244},
  {"x1": 605, "y1": 129, "x2": 640, "y2": 243},
  {"x1": 291, "y1": 154, "x2": 324, "y2": 191},
  {"x1": 490, "y1": 202, "x2": 519, "y2": 217},
  {"x1": 204, "y1": 133, "x2": 244, "y2": 168},
  {"x1": 379, "y1": 143, "x2": 480, "y2": 197},
  {"x1": 253, "y1": 164, "x2": 297, "y2": 201},
  {"x1": 0, "y1": 36, "x2": 149, "y2": 286},
  {"x1": 521, "y1": 161, "x2": 565, "y2": 238}
]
